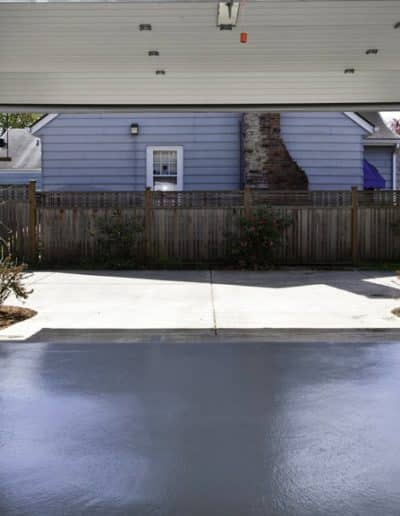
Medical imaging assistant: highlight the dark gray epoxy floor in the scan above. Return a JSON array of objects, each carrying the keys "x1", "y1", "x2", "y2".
[{"x1": 1, "y1": 340, "x2": 400, "y2": 516}]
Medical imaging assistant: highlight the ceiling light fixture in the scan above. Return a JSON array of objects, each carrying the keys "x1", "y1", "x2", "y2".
[
  {"x1": 139, "y1": 24, "x2": 152, "y2": 31},
  {"x1": 217, "y1": 1, "x2": 240, "y2": 30}
]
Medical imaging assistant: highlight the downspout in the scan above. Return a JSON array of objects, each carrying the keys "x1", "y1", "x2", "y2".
[{"x1": 392, "y1": 144, "x2": 398, "y2": 190}]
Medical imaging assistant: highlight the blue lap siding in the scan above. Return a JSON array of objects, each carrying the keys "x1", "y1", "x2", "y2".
[{"x1": 37, "y1": 113, "x2": 241, "y2": 191}]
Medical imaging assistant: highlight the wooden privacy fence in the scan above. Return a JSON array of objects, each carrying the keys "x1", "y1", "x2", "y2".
[
  {"x1": 0, "y1": 183, "x2": 35, "y2": 260},
  {"x1": 1, "y1": 182, "x2": 400, "y2": 265}
]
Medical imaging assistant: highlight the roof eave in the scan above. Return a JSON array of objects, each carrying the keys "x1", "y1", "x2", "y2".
[
  {"x1": 344, "y1": 112, "x2": 375, "y2": 134},
  {"x1": 30, "y1": 114, "x2": 58, "y2": 134}
]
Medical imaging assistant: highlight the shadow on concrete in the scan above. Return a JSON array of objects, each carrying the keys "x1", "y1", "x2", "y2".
[{"x1": 41, "y1": 268, "x2": 400, "y2": 300}]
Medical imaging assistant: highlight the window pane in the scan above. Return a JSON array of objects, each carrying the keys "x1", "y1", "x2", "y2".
[
  {"x1": 153, "y1": 150, "x2": 178, "y2": 176},
  {"x1": 154, "y1": 176, "x2": 177, "y2": 191}
]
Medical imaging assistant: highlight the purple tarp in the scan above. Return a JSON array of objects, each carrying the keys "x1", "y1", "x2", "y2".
[{"x1": 363, "y1": 159, "x2": 386, "y2": 189}]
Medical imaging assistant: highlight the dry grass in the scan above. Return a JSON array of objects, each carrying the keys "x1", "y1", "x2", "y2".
[{"x1": 0, "y1": 305, "x2": 36, "y2": 329}]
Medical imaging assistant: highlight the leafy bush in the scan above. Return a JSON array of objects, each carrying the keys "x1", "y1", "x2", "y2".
[
  {"x1": 95, "y1": 210, "x2": 144, "y2": 266},
  {"x1": 231, "y1": 207, "x2": 292, "y2": 268},
  {"x1": 0, "y1": 219, "x2": 12, "y2": 258},
  {"x1": 0, "y1": 256, "x2": 32, "y2": 305}
]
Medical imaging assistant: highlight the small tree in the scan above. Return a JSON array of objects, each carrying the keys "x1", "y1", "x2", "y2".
[
  {"x1": 0, "y1": 256, "x2": 32, "y2": 305},
  {"x1": 0, "y1": 113, "x2": 43, "y2": 135},
  {"x1": 0, "y1": 217, "x2": 32, "y2": 306},
  {"x1": 231, "y1": 206, "x2": 292, "y2": 268}
]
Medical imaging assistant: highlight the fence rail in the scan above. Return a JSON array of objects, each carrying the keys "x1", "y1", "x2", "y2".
[{"x1": 1, "y1": 183, "x2": 400, "y2": 265}]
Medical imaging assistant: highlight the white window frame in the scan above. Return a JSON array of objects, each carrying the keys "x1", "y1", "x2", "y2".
[{"x1": 146, "y1": 146, "x2": 184, "y2": 191}]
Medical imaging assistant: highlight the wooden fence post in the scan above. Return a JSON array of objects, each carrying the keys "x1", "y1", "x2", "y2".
[
  {"x1": 27, "y1": 180, "x2": 38, "y2": 265},
  {"x1": 144, "y1": 187, "x2": 153, "y2": 261},
  {"x1": 351, "y1": 186, "x2": 359, "y2": 265},
  {"x1": 244, "y1": 186, "x2": 252, "y2": 217}
]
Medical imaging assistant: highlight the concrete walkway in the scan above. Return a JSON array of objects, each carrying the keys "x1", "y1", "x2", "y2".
[{"x1": 1, "y1": 269, "x2": 400, "y2": 339}]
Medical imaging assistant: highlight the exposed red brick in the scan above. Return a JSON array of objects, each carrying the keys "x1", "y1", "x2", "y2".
[{"x1": 242, "y1": 113, "x2": 308, "y2": 190}]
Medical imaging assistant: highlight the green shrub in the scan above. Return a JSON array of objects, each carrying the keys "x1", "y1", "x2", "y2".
[
  {"x1": 95, "y1": 210, "x2": 144, "y2": 266},
  {"x1": 231, "y1": 207, "x2": 292, "y2": 268},
  {"x1": 0, "y1": 256, "x2": 32, "y2": 305}
]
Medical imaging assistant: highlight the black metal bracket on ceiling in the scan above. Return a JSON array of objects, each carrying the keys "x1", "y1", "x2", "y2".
[{"x1": 217, "y1": 1, "x2": 240, "y2": 31}]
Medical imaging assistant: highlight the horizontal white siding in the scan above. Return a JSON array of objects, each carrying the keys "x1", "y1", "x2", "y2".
[
  {"x1": 281, "y1": 112, "x2": 368, "y2": 190},
  {"x1": 38, "y1": 113, "x2": 241, "y2": 191}
]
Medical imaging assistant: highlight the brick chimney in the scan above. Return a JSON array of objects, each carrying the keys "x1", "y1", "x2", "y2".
[{"x1": 241, "y1": 113, "x2": 308, "y2": 190}]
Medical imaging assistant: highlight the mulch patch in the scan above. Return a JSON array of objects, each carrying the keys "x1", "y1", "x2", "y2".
[{"x1": 0, "y1": 305, "x2": 37, "y2": 329}]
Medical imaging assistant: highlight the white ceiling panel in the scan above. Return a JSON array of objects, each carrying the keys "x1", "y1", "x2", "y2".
[{"x1": 1, "y1": 1, "x2": 400, "y2": 110}]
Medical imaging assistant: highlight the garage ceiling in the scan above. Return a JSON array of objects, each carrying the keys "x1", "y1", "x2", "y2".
[{"x1": 1, "y1": 0, "x2": 400, "y2": 110}]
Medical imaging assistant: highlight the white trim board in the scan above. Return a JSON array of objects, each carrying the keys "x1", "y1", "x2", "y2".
[
  {"x1": 30, "y1": 114, "x2": 58, "y2": 135},
  {"x1": 344, "y1": 113, "x2": 375, "y2": 134},
  {"x1": 146, "y1": 146, "x2": 184, "y2": 191}
]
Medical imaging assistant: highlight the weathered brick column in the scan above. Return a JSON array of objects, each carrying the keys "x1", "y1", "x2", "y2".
[{"x1": 241, "y1": 113, "x2": 308, "y2": 189}]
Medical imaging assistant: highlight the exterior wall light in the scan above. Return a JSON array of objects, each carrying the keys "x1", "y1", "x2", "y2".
[
  {"x1": 148, "y1": 50, "x2": 160, "y2": 56},
  {"x1": 344, "y1": 68, "x2": 355, "y2": 74},
  {"x1": 156, "y1": 70, "x2": 166, "y2": 75},
  {"x1": 366, "y1": 49, "x2": 379, "y2": 55},
  {"x1": 139, "y1": 24, "x2": 152, "y2": 31},
  {"x1": 130, "y1": 123, "x2": 139, "y2": 136}
]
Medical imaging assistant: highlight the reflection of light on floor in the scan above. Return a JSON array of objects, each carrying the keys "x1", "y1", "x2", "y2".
[
  {"x1": 0, "y1": 343, "x2": 48, "y2": 397},
  {"x1": 0, "y1": 347, "x2": 151, "y2": 509},
  {"x1": 270, "y1": 344, "x2": 400, "y2": 512}
]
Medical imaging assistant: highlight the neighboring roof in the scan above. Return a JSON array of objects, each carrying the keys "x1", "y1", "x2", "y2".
[
  {"x1": 0, "y1": 129, "x2": 41, "y2": 169},
  {"x1": 343, "y1": 112, "x2": 375, "y2": 134},
  {"x1": 360, "y1": 112, "x2": 400, "y2": 146},
  {"x1": 30, "y1": 114, "x2": 58, "y2": 134}
]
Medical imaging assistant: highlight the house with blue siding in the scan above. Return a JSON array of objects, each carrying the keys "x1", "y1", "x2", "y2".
[{"x1": 1, "y1": 111, "x2": 398, "y2": 191}]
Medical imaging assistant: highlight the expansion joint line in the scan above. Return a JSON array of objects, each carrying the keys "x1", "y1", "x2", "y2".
[{"x1": 209, "y1": 270, "x2": 218, "y2": 336}]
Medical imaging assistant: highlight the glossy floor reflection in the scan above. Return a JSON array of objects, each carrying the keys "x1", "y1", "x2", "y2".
[{"x1": 1, "y1": 339, "x2": 400, "y2": 515}]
